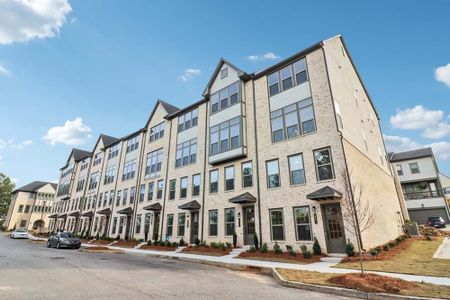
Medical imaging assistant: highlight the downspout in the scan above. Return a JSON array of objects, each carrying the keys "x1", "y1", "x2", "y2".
[
  {"x1": 200, "y1": 102, "x2": 209, "y2": 241},
  {"x1": 160, "y1": 118, "x2": 173, "y2": 240},
  {"x1": 130, "y1": 130, "x2": 147, "y2": 239},
  {"x1": 107, "y1": 142, "x2": 123, "y2": 237}
]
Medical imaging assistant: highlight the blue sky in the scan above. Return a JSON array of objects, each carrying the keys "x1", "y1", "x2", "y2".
[{"x1": 0, "y1": 0, "x2": 449, "y2": 186}]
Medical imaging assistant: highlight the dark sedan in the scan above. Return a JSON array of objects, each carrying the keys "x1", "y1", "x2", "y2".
[
  {"x1": 427, "y1": 216, "x2": 447, "y2": 228},
  {"x1": 47, "y1": 232, "x2": 81, "y2": 249}
]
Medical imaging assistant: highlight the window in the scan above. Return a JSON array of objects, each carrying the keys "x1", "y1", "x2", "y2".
[
  {"x1": 139, "y1": 184, "x2": 145, "y2": 202},
  {"x1": 108, "y1": 144, "x2": 119, "y2": 159},
  {"x1": 169, "y1": 179, "x2": 176, "y2": 200},
  {"x1": 220, "y1": 67, "x2": 228, "y2": 79},
  {"x1": 122, "y1": 189, "x2": 128, "y2": 205},
  {"x1": 242, "y1": 161, "x2": 253, "y2": 188},
  {"x1": 130, "y1": 187, "x2": 136, "y2": 204},
  {"x1": 180, "y1": 177, "x2": 188, "y2": 198},
  {"x1": 145, "y1": 148, "x2": 163, "y2": 178},
  {"x1": 88, "y1": 172, "x2": 99, "y2": 190},
  {"x1": 122, "y1": 159, "x2": 136, "y2": 181},
  {"x1": 178, "y1": 108, "x2": 199, "y2": 132},
  {"x1": 209, "y1": 210, "x2": 218, "y2": 236},
  {"x1": 270, "y1": 98, "x2": 316, "y2": 143},
  {"x1": 20, "y1": 220, "x2": 27, "y2": 228},
  {"x1": 293, "y1": 207, "x2": 312, "y2": 241},
  {"x1": 210, "y1": 81, "x2": 240, "y2": 114},
  {"x1": 135, "y1": 214, "x2": 142, "y2": 234},
  {"x1": 93, "y1": 152, "x2": 103, "y2": 166},
  {"x1": 102, "y1": 192, "x2": 107, "y2": 207},
  {"x1": 76, "y1": 176, "x2": 85, "y2": 192},
  {"x1": 225, "y1": 166, "x2": 234, "y2": 191},
  {"x1": 111, "y1": 217, "x2": 117, "y2": 234},
  {"x1": 116, "y1": 190, "x2": 122, "y2": 206},
  {"x1": 192, "y1": 174, "x2": 200, "y2": 196},
  {"x1": 396, "y1": 164, "x2": 404, "y2": 176},
  {"x1": 24, "y1": 205, "x2": 30, "y2": 213},
  {"x1": 266, "y1": 159, "x2": 280, "y2": 188},
  {"x1": 178, "y1": 213, "x2": 186, "y2": 236},
  {"x1": 94, "y1": 217, "x2": 98, "y2": 232},
  {"x1": 144, "y1": 213, "x2": 151, "y2": 234},
  {"x1": 18, "y1": 204, "x2": 24, "y2": 213},
  {"x1": 104, "y1": 165, "x2": 116, "y2": 184},
  {"x1": 147, "y1": 182, "x2": 154, "y2": 201},
  {"x1": 126, "y1": 136, "x2": 139, "y2": 153},
  {"x1": 210, "y1": 117, "x2": 241, "y2": 155},
  {"x1": 80, "y1": 159, "x2": 89, "y2": 171},
  {"x1": 109, "y1": 191, "x2": 114, "y2": 206},
  {"x1": 409, "y1": 162, "x2": 420, "y2": 174},
  {"x1": 270, "y1": 209, "x2": 284, "y2": 241},
  {"x1": 166, "y1": 214, "x2": 174, "y2": 237},
  {"x1": 157, "y1": 180, "x2": 164, "y2": 199},
  {"x1": 176, "y1": 138, "x2": 197, "y2": 168},
  {"x1": 224, "y1": 208, "x2": 235, "y2": 236},
  {"x1": 288, "y1": 154, "x2": 305, "y2": 185},
  {"x1": 210, "y1": 170, "x2": 219, "y2": 193},
  {"x1": 149, "y1": 122, "x2": 165, "y2": 142},
  {"x1": 119, "y1": 216, "x2": 124, "y2": 234},
  {"x1": 268, "y1": 58, "x2": 308, "y2": 96},
  {"x1": 315, "y1": 147, "x2": 334, "y2": 181}
]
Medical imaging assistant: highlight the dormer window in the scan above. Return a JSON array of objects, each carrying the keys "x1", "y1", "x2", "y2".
[
  {"x1": 210, "y1": 81, "x2": 240, "y2": 114},
  {"x1": 221, "y1": 67, "x2": 228, "y2": 79}
]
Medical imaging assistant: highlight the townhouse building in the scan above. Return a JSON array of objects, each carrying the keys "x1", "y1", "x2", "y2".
[
  {"x1": 52, "y1": 35, "x2": 404, "y2": 253},
  {"x1": 4, "y1": 181, "x2": 56, "y2": 231},
  {"x1": 389, "y1": 148, "x2": 450, "y2": 224}
]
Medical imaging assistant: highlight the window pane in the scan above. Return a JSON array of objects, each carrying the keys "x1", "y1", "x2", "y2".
[
  {"x1": 280, "y1": 66, "x2": 293, "y2": 90},
  {"x1": 271, "y1": 116, "x2": 284, "y2": 142},
  {"x1": 230, "y1": 82, "x2": 239, "y2": 105},
  {"x1": 289, "y1": 155, "x2": 305, "y2": 185},
  {"x1": 268, "y1": 72, "x2": 279, "y2": 96},
  {"x1": 285, "y1": 111, "x2": 299, "y2": 138}
]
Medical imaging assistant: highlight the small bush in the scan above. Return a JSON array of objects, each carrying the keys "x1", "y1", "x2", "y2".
[
  {"x1": 375, "y1": 246, "x2": 382, "y2": 253},
  {"x1": 285, "y1": 244, "x2": 293, "y2": 251},
  {"x1": 211, "y1": 242, "x2": 218, "y2": 249},
  {"x1": 179, "y1": 238, "x2": 185, "y2": 246},
  {"x1": 147, "y1": 240, "x2": 152, "y2": 246},
  {"x1": 200, "y1": 240, "x2": 207, "y2": 247},
  {"x1": 313, "y1": 237, "x2": 322, "y2": 255},
  {"x1": 425, "y1": 234, "x2": 433, "y2": 241},
  {"x1": 171, "y1": 242, "x2": 178, "y2": 247},
  {"x1": 300, "y1": 244, "x2": 312, "y2": 259},
  {"x1": 273, "y1": 242, "x2": 282, "y2": 255},
  {"x1": 225, "y1": 242, "x2": 232, "y2": 249},
  {"x1": 217, "y1": 242, "x2": 227, "y2": 251},
  {"x1": 346, "y1": 240, "x2": 355, "y2": 257},
  {"x1": 388, "y1": 241, "x2": 396, "y2": 248},
  {"x1": 288, "y1": 248, "x2": 297, "y2": 257},
  {"x1": 137, "y1": 238, "x2": 144, "y2": 243},
  {"x1": 260, "y1": 243, "x2": 268, "y2": 253},
  {"x1": 369, "y1": 248, "x2": 379, "y2": 256},
  {"x1": 164, "y1": 240, "x2": 171, "y2": 247},
  {"x1": 254, "y1": 234, "x2": 259, "y2": 250},
  {"x1": 194, "y1": 238, "x2": 200, "y2": 246},
  {"x1": 233, "y1": 233, "x2": 238, "y2": 248},
  {"x1": 249, "y1": 246, "x2": 256, "y2": 253},
  {"x1": 383, "y1": 244, "x2": 390, "y2": 251},
  {"x1": 395, "y1": 237, "x2": 403, "y2": 244}
]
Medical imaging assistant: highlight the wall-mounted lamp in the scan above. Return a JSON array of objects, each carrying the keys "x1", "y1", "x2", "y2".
[{"x1": 237, "y1": 212, "x2": 241, "y2": 227}]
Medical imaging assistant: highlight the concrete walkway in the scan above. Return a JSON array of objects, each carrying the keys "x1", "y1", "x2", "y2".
[{"x1": 433, "y1": 237, "x2": 450, "y2": 259}]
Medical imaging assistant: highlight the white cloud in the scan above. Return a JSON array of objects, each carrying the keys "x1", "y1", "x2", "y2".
[
  {"x1": 422, "y1": 122, "x2": 450, "y2": 139},
  {"x1": 0, "y1": 138, "x2": 33, "y2": 149},
  {"x1": 0, "y1": 65, "x2": 11, "y2": 76},
  {"x1": 390, "y1": 105, "x2": 443, "y2": 130},
  {"x1": 246, "y1": 52, "x2": 280, "y2": 62},
  {"x1": 384, "y1": 135, "x2": 450, "y2": 160},
  {"x1": 43, "y1": 117, "x2": 92, "y2": 145},
  {"x1": 0, "y1": 0, "x2": 72, "y2": 45},
  {"x1": 435, "y1": 63, "x2": 450, "y2": 87},
  {"x1": 180, "y1": 68, "x2": 201, "y2": 82}
]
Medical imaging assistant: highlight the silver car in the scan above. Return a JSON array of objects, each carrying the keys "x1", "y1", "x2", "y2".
[{"x1": 10, "y1": 228, "x2": 29, "y2": 239}]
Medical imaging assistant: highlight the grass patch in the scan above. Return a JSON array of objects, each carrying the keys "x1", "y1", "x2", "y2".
[
  {"x1": 278, "y1": 269, "x2": 450, "y2": 299},
  {"x1": 337, "y1": 237, "x2": 450, "y2": 277}
]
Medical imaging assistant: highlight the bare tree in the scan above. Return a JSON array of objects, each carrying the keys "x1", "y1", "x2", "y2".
[{"x1": 341, "y1": 170, "x2": 375, "y2": 276}]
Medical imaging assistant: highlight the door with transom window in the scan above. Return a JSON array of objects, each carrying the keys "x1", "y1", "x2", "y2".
[{"x1": 322, "y1": 204, "x2": 346, "y2": 253}]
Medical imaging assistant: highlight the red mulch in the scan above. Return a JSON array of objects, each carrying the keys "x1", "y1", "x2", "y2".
[
  {"x1": 342, "y1": 238, "x2": 418, "y2": 263},
  {"x1": 89, "y1": 240, "x2": 112, "y2": 245},
  {"x1": 182, "y1": 246, "x2": 232, "y2": 256},
  {"x1": 238, "y1": 251, "x2": 323, "y2": 263},
  {"x1": 328, "y1": 273, "x2": 418, "y2": 294},
  {"x1": 80, "y1": 239, "x2": 92, "y2": 244},
  {"x1": 86, "y1": 246, "x2": 110, "y2": 251},
  {"x1": 139, "y1": 245, "x2": 177, "y2": 251},
  {"x1": 113, "y1": 240, "x2": 139, "y2": 248}
]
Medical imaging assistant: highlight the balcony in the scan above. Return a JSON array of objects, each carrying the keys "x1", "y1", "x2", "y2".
[{"x1": 404, "y1": 190, "x2": 443, "y2": 200}]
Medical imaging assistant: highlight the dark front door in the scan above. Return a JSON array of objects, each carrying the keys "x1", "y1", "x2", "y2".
[
  {"x1": 190, "y1": 211, "x2": 199, "y2": 244},
  {"x1": 322, "y1": 204, "x2": 346, "y2": 253},
  {"x1": 243, "y1": 206, "x2": 256, "y2": 245},
  {"x1": 153, "y1": 212, "x2": 160, "y2": 240}
]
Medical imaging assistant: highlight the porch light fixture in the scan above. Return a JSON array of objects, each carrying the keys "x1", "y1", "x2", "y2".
[
  {"x1": 312, "y1": 206, "x2": 318, "y2": 224},
  {"x1": 237, "y1": 212, "x2": 241, "y2": 227}
]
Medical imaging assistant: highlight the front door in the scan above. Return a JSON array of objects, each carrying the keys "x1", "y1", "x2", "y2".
[
  {"x1": 243, "y1": 206, "x2": 256, "y2": 245},
  {"x1": 190, "y1": 211, "x2": 199, "y2": 244},
  {"x1": 153, "y1": 212, "x2": 160, "y2": 241},
  {"x1": 322, "y1": 204, "x2": 346, "y2": 253}
]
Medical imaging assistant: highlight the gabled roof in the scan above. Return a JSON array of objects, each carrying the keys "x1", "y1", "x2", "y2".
[
  {"x1": 229, "y1": 192, "x2": 257, "y2": 204},
  {"x1": 166, "y1": 98, "x2": 206, "y2": 119},
  {"x1": 144, "y1": 99, "x2": 180, "y2": 128},
  {"x1": 117, "y1": 207, "x2": 134, "y2": 215},
  {"x1": 178, "y1": 200, "x2": 201, "y2": 210},
  {"x1": 13, "y1": 181, "x2": 56, "y2": 194},
  {"x1": 143, "y1": 202, "x2": 162, "y2": 211},
  {"x1": 72, "y1": 148, "x2": 92, "y2": 162},
  {"x1": 202, "y1": 58, "x2": 247, "y2": 97},
  {"x1": 388, "y1": 147, "x2": 433, "y2": 162},
  {"x1": 306, "y1": 186, "x2": 343, "y2": 201},
  {"x1": 92, "y1": 134, "x2": 119, "y2": 153}
]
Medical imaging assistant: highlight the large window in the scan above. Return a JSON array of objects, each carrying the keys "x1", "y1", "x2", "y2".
[
  {"x1": 271, "y1": 98, "x2": 316, "y2": 143},
  {"x1": 192, "y1": 174, "x2": 200, "y2": 196},
  {"x1": 225, "y1": 166, "x2": 235, "y2": 191},
  {"x1": 130, "y1": 187, "x2": 136, "y2": 204},
  {"x1": 116, "y1": 190, "x2": 122, "y2": 206},
  {"x1": 80, "y1": 159, "x2": 89, "y2": 171},
  {"x1": 157, "y1": 180, "x2": 164, "y2": 199},
  {"x1": 180, "y1": 177, "x2": 188, "y2": 198},
  {"x1": 169, "y1": 179, "x2": 176, "y2": 200},
  {"x1": 166, "y1": 214, "x2": 174, "y2": 237},
  {"x1": 288, "y1": 154, "x2": 305, "y2": 185},
  {"x1": 210, "y1": 117, "x2": 241, "y2": 156},
  {"x1": 122, "y1": 189, "x2": 128, "y2": 205},
  {"x1": 293, "y1": 207, "x2": 312, "y2": 241},
  {"x1": 224, "y1": 208, "x2": 235, "y2": 236},
  {"x1": 209, "y1": 210, "x2": 218, "y2": 236},
  {"x1": 119, "y1": 216, "x2": 124, "y2": 234},
  {"x1": 210, "y1": 81, "x2": 240, "y2": 114},
  {"x1": 88, "y1": 172, "x2": 99, "y2": 190},
  {"x1": 266, "y1": 160, "x2": 280, "y2": 188},
  {"x1": 109, "y1": 191, "x2": 114, "y2": 206},
  {"x1": 314, "y1": 147, "x2": 334, "y2": 181},
  {"x1": 139, "y1": 184, "x2": 145, "y2": 202},
  {"x1": 126, "y1": 136, "x2": 139, "y2": 153},
  {"x1": 242, "y1": 161, "x2": 253, "y2": 188},
  {"x1": 112, "y1": 217, "x2": 117, "y2": 235},
  {"x1": 104, "y1": 165, "x2": 116, "y2": 185},
  {"x1": 409, "y1": 162, "x2": 420, "y2": 174},
  {"x1": 135, "y1": 214, "x2": 142, "y2": 234},
  {"x1": 176, "y1": 138, "x2": 197, "y2": 168},
  {"x1": 93, "y1": 152, "x2": 103, "y2": 166},
  {"x1": 108, "y1": 144, "x2": 119, "y2": 159},
  {"x1": 178, "y1": 213, "x2": 186, "y2": 236},
  {"x1": 122, "y1": 159, "x2": 136, "y2": 181},
  {"x1": 396, "y1": 164, "x2": 404, "y2": 176},
  {"x1": 270, "y1": 209, "x2": 285, "y2": 241},
  {"x1": 268, "y1": 58, "x2": 308, "y2": 97},
  {"x1": 145, "y1": 148, "x2": 163, "y2": 178},
  {"x1": 149, "y1": 122, "x2": 165, "y2": 142},
  {"x1": 76, "y1": 176, "x2": 85, "y2": 192},
  {"x1": 147, "y1": 182, "x2": 154, "y2": 201},
  {"x1": 178, "y1": 108, "x2": 199, "y2": 132},
  {"x1": 210, "y1": 169, "x2": 219, "y2": 193}
]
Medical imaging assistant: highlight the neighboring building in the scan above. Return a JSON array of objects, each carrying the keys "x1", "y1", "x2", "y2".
[
  {"x1": 4, "y1": 181, "x2": 57, "y2": 231},
  {"x1": 388, "y1": 148, "x2": 450, "y2": 224},
  {"x1": 51, "y1": 35, "x2": 404, "y2": 253},
  {"x1": 439, "y1": 173, "x2": 450, "y2": 205}
]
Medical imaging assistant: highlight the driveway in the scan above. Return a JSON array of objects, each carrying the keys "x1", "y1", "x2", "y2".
[{"x1": 0, "y1": 233, "x2": 351, "y2": 299}]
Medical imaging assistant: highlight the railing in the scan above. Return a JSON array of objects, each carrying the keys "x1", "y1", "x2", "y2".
[{"x1": 404, "y1": 190, "x2": 443, "y2": 200}]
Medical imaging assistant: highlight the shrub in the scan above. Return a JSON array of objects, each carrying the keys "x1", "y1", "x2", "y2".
[
  {"x1": 369, "y1": 248, "x2": 379, "y2": 256},
  {"x1": 137, "y1": 238, "x2": 144, "y2": 243},
  {"x1": 313, "y1": 237, "x2": 322, "y2": 255},
  {"x1": 211, "y1": 242, "x2": 218, "y2": 249},
  {"x1": 395, "y1": 237, "x2": 403, "y2": 244},
  {"x1": 300, "y1": 245, "x2": 312, "y2": 259},
  {"x1": 233, "y1": 233, "x2": 238, "y2": 248},
  {"x1": 375, "y1": 246, "x2": 382, "y2": 253},
  {"x1": 253, "y1": 234, "x2": 259, "y2": 250},
  {"x1": 200, "y1": 240, "x2": 207, "y2": 247},
  {"x1": 225, "y1": 242, "x2": 232, "y2": 249},
  {"x1": 383, "y1": 244, "x2": 390, "y2": 251},
  {"x1": 218, "y1": 242, "x2": 227, "y2": 251},
  {"x1": 171, "y1": 242, "x2": 178, "y2": 247},
  {"x1": 249, "y1": 246, "x2": 256, "y2": 253},
  {"x1": 388, "y1": 241, "x2": 396, "y2": 248},
  {"x1": 194, "y1": 238, "x2": 200, "y2": 246},
  {"x1": 260, "y1": 243, "x2": 268, "y2": 253},
  {"x1": 288, "y1": 248, "x2": 297, "y2": 257},
  {"x1": 147, "y1": 240, "x2": 152, "y2": 246},
  {"x1": 285, "y1": 244, "x2": 293, "y2": 251},
  {"x1": 425, "y1": 234, "x2": 433, "y2": 241},
  {"x1": 164, "y1": 240, "x2": 171, "y2": 247},
  {"x1": 346, "y1": 240, "x2": 355, "y2": 257},
  {"x1": 273, "y1": 242, "x2": 282, "y2": 255},
  {"x1": 179, "y1": 238, "x2": 185, "y2": 246}
]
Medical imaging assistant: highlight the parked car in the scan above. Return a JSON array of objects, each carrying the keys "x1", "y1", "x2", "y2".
[
  {"x1": 47, "y1": 232, "x2": 81, "y2": 249},
  {"x1": 10, "y1": 228, "x2": 29, "y2": 239},
  {"x1": 427, "y1": 216, "x2": 447, "y2": 228}
]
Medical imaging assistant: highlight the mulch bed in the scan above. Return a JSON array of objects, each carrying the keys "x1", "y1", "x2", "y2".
[
  {"x1": 80, "y1": 239, "x2": 92, "y2": 244},
  {"x1": 139, "y1": 245, "x2": 177, "y2": 251},
  {"x1": 182, "y1": 246, "x2": 232, "y2": 256},
  {"x1": 341, "y1": 237, "x2": 418, "y2": 263},
  {"x1": 112, "y1": 240, "x2": 139, "y2": 248},
  {"x1": 89, "y1": 239, "x2": 113, "y2": 245},
  {"x1": 238, "y1": 251, "x2": 322, "y2": 264},
  {"x1": 328, "y1": 273, "x2": 417, "y2": 294}
]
